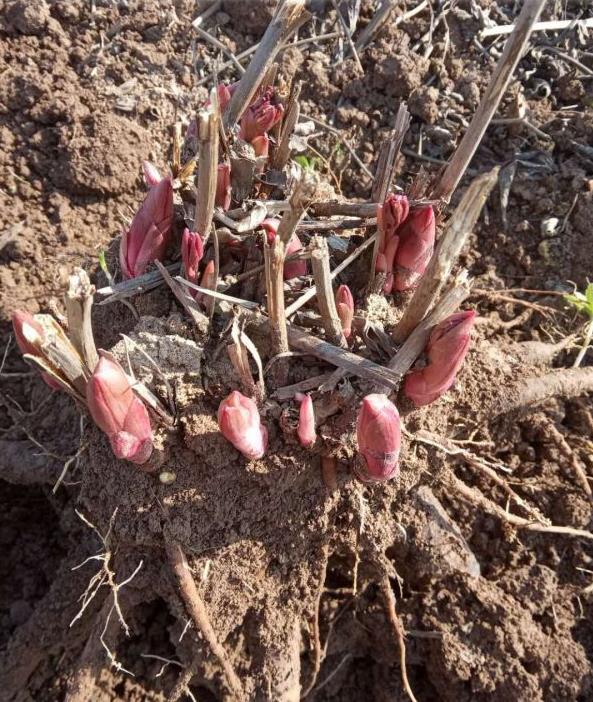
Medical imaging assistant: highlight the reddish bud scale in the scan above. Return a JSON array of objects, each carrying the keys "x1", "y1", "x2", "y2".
[
  {"x1": 11, "y1": 311, "x2": 63, "y2": 391},
  {"x1": 251, "y1": 134, "x2": 269, "y2": 158},
  {"x1": 393, "y1": 205, "x2": 435, "y2": 292},
  {"x1": 196, "y1": 260, "x2": 216, "y2": 307},
  {"x1": 239, "y1": 88, "x2": 284, "y2": 143},
  {"x1": 142, "y1": 160, "x2": 161, "y2": 188},
  {"x1": 356, "y1": 394, "x2": 401, "y2": 482},
  {"x1": 120, "y1": 177, "x2": 174, "y2": 279},
  {"x1": 404, "y1": 310, "x2": 475, "y2": 407},
  {"x1": 297, "y1": 394, "x2": 316, "y2": 448},
  {"x1": 86, "y1": 354, "x2": 153, "y2": 465},
  {"x1": 181, "y1": 229, "x2": 204, "y2": 285},
  {"x1": 335, "y1": 285, "x2": 354, "y2": 339},
  {"x1": 218, "y1": 391, "x2": 268, "y2": 460},
  {"x1": 377, "y1": 193, "x2": 409, "y2": 247},
  {"x1": 216, "y1": 163, "x2": 232, "y2": 211}
]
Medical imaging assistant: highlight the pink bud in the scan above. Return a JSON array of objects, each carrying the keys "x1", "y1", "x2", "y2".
[
  {"x1": 196, "y1": 259, "x2": 216, "y2": 307},
  {"x1": 404, "y1": 310, "x2": 475, "y2": 407},
  {"x1": 261, "y1": 218, "x2": 279, "y2": 245},
  {"x1": 181, "y1": 229, "x2": 204, "y2": 285},
  {"x1": 356, "y1": 394, "x2": 401, "y2": 482},
  {"x1": 142, "y1": 160, "x2": 161, "y2": 187},
  {"x1": 120, "y1": 177, "x2": 174, "y2": 279},
  {"x1": 216, "y1": 82, "x2": 237, "y2": 113},
  {"x1": 251, "y1": 134, "x2": 269, "y2": 158},
  {"x1": 377, "y1": 193, "x2": 409, "y2": 247},
  {"x1": 216, "y1": 163, "x2": 232, "y2": 211},
  {"x1": 86, "y1": 353, "x2": 153, "y2": 465},
  {"x1": 393, "y1": 206, "x2": 435, "y2": 292},
  {"x1": 335, "y1": 285, "x2": 354, "y2": 339},
  {"x1": 239, "y1": 88, "x2": 283, "y2": 143},
  {"x1": 284, "y1": 233, "x2": 307, "y2": 280},
  {"x1": 261, "y1": 219, "x2": 307, "y2": 280},
  {"x1": 296, "y1": 394, "x2": 316, "y2": 448},
  {"x1": 218, "y1": 391, "x2": 268, "y2": 459}
]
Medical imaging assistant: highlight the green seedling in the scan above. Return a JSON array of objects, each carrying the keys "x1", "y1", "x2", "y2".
[{"x1": 564, "y1": 281, "x2": 593, "y2": 367}]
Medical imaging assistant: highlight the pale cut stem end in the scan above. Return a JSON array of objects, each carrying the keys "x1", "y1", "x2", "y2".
[
  {"x1": 310, "y1": 237, "x2": 347, "y2": 348},
  {"x1": 64, "y1": 267, "x2": 99, "y2": 372}
]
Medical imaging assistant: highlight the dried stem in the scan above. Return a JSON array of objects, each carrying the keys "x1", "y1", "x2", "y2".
[
  {"x1": 64, "y1": 267, "x2": 99, "y2": 371},
  {"x1": 276, "y1": 170, "x2": 318, "y2": 245},
  {"x1": 264, "y1": 236, "x2": 289, "y2": 355},
  {"x1": 195, "y1": 108, "x2": 219, "y2": 241},
  {"x1": 286, "y1": 325, "x2": 401, "y2": 390},
  {"x1": 387, "y1": 273, "x2": 471, "y2": 376},
  {"x1": 372, "y1": 103, "x2": 411, "y2": 203},
  {"x1": 286, "y1": 233, "x2": 377, "y2": 317},
  {"x1": 271, "y1": 80, "x2": 301, "y2": 171},
  {"x1": 370, "y1": 103, "x2": 411, "y2": 281},
  {"x1": 223, "y1": 0, "x2": 310, "y2": 132},
  {"x1": 354, "y1": 0, "x2": 429, "y2": 51},
  {"x1": 393, "y1": 168, "x2": 498, "y2": 343},
  {"x1": 379, "y1": 574, "x2": 418, "y2": 702},
  {"x1": 310, "y1": 237, "x2": 347, "y2": 347},
  {"x1": 154, "y1": 261, "x2": 210, "y2": 334},
  {"x1": 96, "y1": 263, "x2": 180, "y2": 303},
  {"x1": 431, "y1": 0, "x2": 546, "y2": 202},
  {"x1": 165, "y1": 538, "x2": 243, "y2": 700}
]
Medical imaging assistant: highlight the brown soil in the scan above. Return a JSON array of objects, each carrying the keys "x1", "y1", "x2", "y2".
[{"x1": 1, "y1": 1, "x2": 593, "y2": 701}]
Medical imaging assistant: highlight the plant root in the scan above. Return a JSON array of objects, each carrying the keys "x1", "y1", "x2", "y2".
[
  {"x1": 302, "y1": 544, "x2": 330, "y2": 698},
  {"x1": 447, "y1": 470, "x2": 593, "y2": 541},
  {"x1": 496, "y1": 366, "x2": 593, "y2": 417},
  {"x1": 64, "y1": 596, "x2": 118, "y2": 702},
  {"x1": 379, "y1": 573, "x2": 418, "y2": 702},
  {"x1": 164, "y1": 538, "x2": 244, "y2": 700}
]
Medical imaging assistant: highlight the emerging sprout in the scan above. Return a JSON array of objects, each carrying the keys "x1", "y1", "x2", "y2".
[
  {"x1": 216, "y1": 163, "x2": 232, "y2": 211},
  {"x1": 393, "y1": 206, "x2": 435, "y2": 292},
  {"x1": 296, "y1": 393, "x2": 316, "y2": 448},
  {"x1": 181, "y1": 229, "x2": 205, "y2": 287},
  {"x1": 218, "y1": 391, "x2": 268, "y2": 460},
  {"x1": 86, "y1": 353, "x2": 153, "y2": 465},
  {"x1": 119, "y1": 177, "x2": 174, "y2": 279},
  {"x1": 335, "y1": 285, "x2": 354, "y2": 339},
  {"x1": 404, "y1": 310, "x2": 475, "y2": 407},
  {"x1": 356, "y1": 394, "x2": 401, "y2": 482},
  {"x1": 239, "y1": 88, "x2": 284, "y2": 143}
]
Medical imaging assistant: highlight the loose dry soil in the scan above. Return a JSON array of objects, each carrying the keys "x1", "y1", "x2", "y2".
[{"x1": 1, "y1": 1, "x2": 593, "y2": 701}]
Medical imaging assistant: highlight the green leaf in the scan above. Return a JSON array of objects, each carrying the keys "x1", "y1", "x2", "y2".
[
  {"x1": 98, "y1": 251, "x2": 108, "y2": 274},
  {"x1": 564, "y1": 282, "x2": 593, "y2": 319},
  {"x1": 294, "y1": 154, "x2": 318, "y2": 172}
]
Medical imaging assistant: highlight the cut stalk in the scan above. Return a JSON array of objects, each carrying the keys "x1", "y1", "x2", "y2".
[
  {"x1": 195, "y1": 108, "x2": 219, "y2": 241},
  {"x1": 310, "y1": 237, "x2": 347, "y2": 348},
  {"x1": 393, "y1": 168, "x2": 498, "y2": 343},
  {"x1": 64, "y1": 268, "x2": 99, "y2": 372},
  {"x1": 431, "y1": 0, "x2": 546, "y2": 202},
  {"x1": 223, "y1": 0, "x2": 310, "y2": 132},
  {"x1": 264, "y1": 236, "x2": 289, "y2": 355}
]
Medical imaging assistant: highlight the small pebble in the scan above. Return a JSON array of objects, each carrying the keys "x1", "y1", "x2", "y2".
[{"x1": 159, "y1": 471, "x2": 176, "y2": 484}]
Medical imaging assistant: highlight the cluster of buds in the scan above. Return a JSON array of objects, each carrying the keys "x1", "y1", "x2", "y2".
[
  {"x1": 218, "y1": 391, "x2": 268, "y2": 460},
  {"x1": 356, "y1": 394, "x2": 401, "y2": 482},
  {"x1": 120, "y1": 176, "x2": 174, "y2": 279},
  {"x1": 376, "y1": 194, "x2": 435, "y2": 294},
  {"x1": 87, "y1": 353, "x2": 154, "y2": 465},
  {"x1": 405, "y1": 310, "x2": 475, "y2": 407},
  {"x1": 335, "y1": 285, "x2": 354, "y2": 339},
  {"x1": 239, "y1": 87, "x2": 284, "y2": 157},
  {"x1": 261, "y1": 218, "x2": 307, "y2": 280}
]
